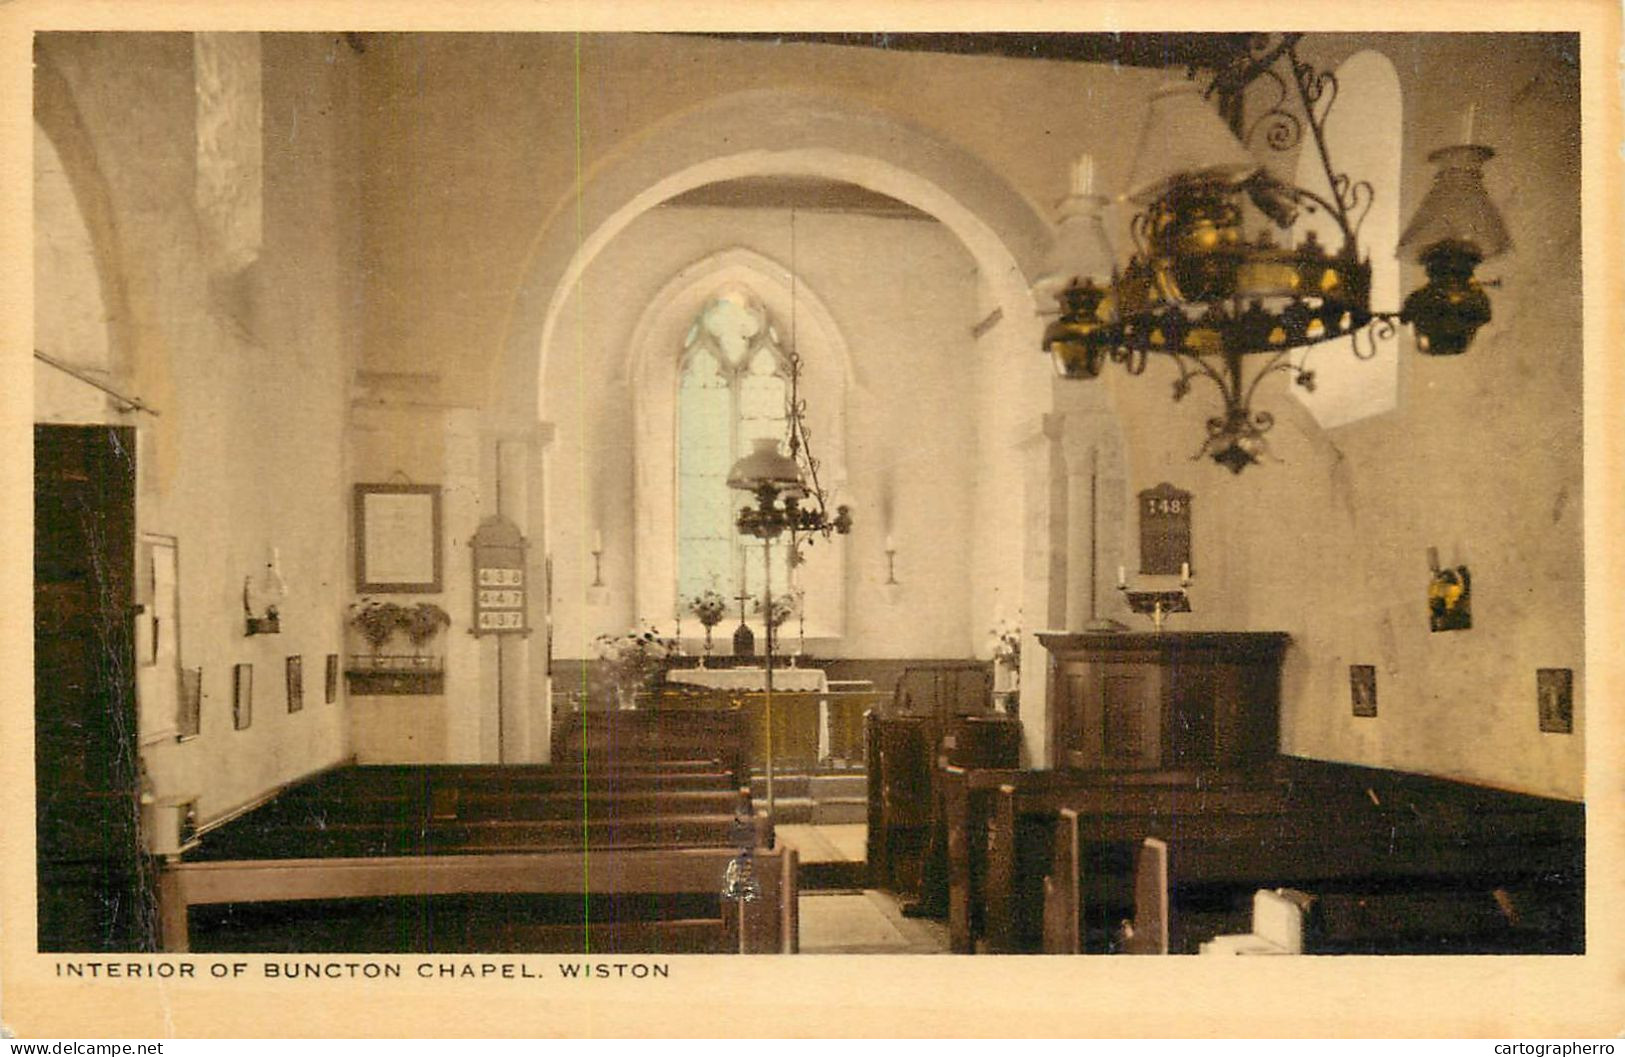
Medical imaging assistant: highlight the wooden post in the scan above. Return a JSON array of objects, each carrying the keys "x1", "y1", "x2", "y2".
[
  {"x1": 782, "y1": 848, "x2": 799, "y2": 954},
  {"x1": 984, "y1": 784, "x2": 1020, "y2": 953},
  {"x1": 157, "y1": 869, "x2": 190, "y2": 952},
  {"x1": 1042, "y1": 808, "x2": 1082, "y2": 953},
  {"x1": 865, "y1": 709, "x2": 884, "y2": 887},
  {"x1": 1123, "y1": 838, "x2": 1169, "y2": 954},
  {"x1": 944, "y1": 768, "x2": 974, "y2": 953}
]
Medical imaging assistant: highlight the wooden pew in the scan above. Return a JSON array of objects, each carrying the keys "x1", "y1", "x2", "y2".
[
  {"x1": 1037, "y1": 771, "x2": 1584, "y2": 954},
  {"x1": 160, "y1": 761, "x2": 794, "y2": 954},
  {"x1": 941, "y1": 762, "x2": 1257, "y2": 953},
  {"x1": 867, "y1": 711, "x2": 1021, "y2": 906},
  {"x1": 553, "y1": 709, "x2": 750, "y2": 787},
  {"x1": 160, "y1": 844, "x2": 798, "y2": 954}
]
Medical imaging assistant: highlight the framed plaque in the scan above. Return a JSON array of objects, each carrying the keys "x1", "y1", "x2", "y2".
[
  {"x1": 1138, "y1": 482, "x2": 1192, "y2": 576},
  {"x1": 354, "y1": 484, "x2": 443, "y2": 593}
]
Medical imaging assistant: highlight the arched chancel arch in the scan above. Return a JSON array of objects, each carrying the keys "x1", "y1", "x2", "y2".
[{"x1": 503, "y1": 87, "x2": 1093, "y2": 763}]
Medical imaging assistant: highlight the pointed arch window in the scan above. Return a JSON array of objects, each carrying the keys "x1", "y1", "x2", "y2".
[{"x1": 676, "y1": 289, "x2": 794, "y2": 605}]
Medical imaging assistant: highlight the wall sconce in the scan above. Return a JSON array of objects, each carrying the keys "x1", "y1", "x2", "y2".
[
  {"x1": 243, "y1": 547, "x2": 288, "y2": 635},
  {"x1": 586, "y1": 529, "x2": 609, "y2": 606},
  {"x1": 1426, "y1": 547, "x2": 1472, "y2": 633},
  {"x1": 882, "y1": 533, "x2": 901, "y2": 604}
]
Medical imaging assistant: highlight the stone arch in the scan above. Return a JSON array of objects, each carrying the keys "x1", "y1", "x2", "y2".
[{"x1": 488, "y1": 86, "x2": 1054, "y2": 427}]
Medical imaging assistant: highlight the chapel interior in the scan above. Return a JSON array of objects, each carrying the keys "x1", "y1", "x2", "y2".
[{"x1": 30, "y1": 30, "x2": 1586, "y2": 957}]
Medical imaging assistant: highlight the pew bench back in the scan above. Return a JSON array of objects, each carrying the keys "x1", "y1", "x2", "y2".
[{"x1": 1040, "y1": 781, "x2": 1583, "y2": 954}]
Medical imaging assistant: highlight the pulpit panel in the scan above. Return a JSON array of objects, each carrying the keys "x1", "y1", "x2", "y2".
[{"x1": 1040, "y1": 632, "x2": 1288, "y2": 773}]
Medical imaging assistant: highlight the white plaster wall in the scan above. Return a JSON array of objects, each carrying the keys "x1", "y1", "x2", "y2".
[
  {"x1": 36, "y1": 33, "x2": 362, "y2": 821},
  {"x1": 34, "y1": 31, "x2": 1582, "y2": 798}
]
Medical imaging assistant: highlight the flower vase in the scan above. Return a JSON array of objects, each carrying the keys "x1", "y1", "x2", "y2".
[{"x1": 700, "y1": 626, "x2": 714, "y2": 668}]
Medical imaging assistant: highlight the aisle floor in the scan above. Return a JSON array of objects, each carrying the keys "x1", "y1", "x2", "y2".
[{"x1": 776, "y1": 822, "x2": 950, "y2": 954}]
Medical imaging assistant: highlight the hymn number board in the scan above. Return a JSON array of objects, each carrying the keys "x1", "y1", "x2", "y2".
[
  {"x1": 470, "y1": 516, "x2": 530, "y2": 636},
  {"x1": 1138, "y1": 482, "x2": 1192, "y2": 576}
]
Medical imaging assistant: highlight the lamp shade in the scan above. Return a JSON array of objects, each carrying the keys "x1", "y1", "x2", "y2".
[
  {"x1": 727, "y1": 436, "x2": 806, "y2": 498},
  {"x1": 1397, "y1": 145, "x2": 1511, "y2": 262},
  {"x1": 1125, "y1": 81, "x2": 1259, "y2": 204},
  {"x1": 1034, "y1": 196, "x2": 1116, "y2": 310},
  {"x1": 1035, "y1": 154, "x2": 1117, "y2": 309}
]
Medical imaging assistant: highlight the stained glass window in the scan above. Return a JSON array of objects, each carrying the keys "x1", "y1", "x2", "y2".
[{"x1": 676, "y1": 290, "x2": 792, "y2": 606}]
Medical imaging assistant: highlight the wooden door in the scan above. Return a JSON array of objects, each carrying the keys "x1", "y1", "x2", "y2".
[{"x1": 35, "y1": 424, "x2": 152, "y2": 950}]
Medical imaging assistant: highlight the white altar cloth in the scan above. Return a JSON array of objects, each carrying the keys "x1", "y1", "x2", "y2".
[{"x1": 667, "y1": 667, "x2": 828, "y2": 693}]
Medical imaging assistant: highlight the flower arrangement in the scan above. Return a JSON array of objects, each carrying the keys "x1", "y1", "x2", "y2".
[
  {"x1": 594, "y1": 625, "x2": 677, "y2": 706},
  {"x1": 687, "y1": 589, "x2": 728, "y2": 629},
  {"x1": 764, "y1": 593, "x2": 797, "y2": 630},
  {"x1": 403, "y1": 602, "x2": 452, "y2": 651},
  {"x1": 349, "y1": 598, "x2": 409, "y2": 652},
  {"x1": 988, "y1": 615, "x2": 1022, "y2": 673}
]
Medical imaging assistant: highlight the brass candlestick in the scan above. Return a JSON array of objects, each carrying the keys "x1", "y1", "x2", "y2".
[{"x1": 1118, "y1": 566, "x2": 1193, "y2": 632}]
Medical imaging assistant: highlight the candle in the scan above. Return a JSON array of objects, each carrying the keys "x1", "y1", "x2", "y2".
[
  {"x1": 1462, "y1": 102, "x2": 1478, "y2": 144},
  {"x1": 884, "y1": 534, "x2": 896, "y2": 553},
  {"x1": 1117, "y1": 565, "x2": 1127, "y2": 588},
  {"x1": 592, "y1": 529, "x2": 603, "y2": 553},
  {"x1": 1180, "y1": 561, "x2": 1191, "y2": 582}
]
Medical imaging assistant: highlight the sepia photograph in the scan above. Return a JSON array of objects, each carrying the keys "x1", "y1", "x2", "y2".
[{"x1": 3, "y1": 0, "x2": 1623, "y2": 1040}]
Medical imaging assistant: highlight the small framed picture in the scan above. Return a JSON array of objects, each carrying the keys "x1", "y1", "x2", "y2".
[
  {"x1": 286, "y1": 655, "x2": 304, "y2": 714},
  {"x1": 233, "y1": 663, "x2": 253, "y2": 730},
  {"x1": 177, "y1": 667, "x2": 203, "y2": 739},
  {"x1": 1350, "y1": 664, "x2": 1377, "y2": 718},
  {"x1": 1537, "y1": 668, "x2": 1573, "y2": 734},
  {"x1": 325, "y1": 653, "x2": 339, "y2": 704}
]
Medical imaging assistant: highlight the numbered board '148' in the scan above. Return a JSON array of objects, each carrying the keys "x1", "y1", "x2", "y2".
[{"x1": 1138, "y1": 482, "x2": 1192, "y2": 577}]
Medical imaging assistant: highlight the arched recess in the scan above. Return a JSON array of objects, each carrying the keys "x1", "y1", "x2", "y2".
[
  {"x1": 622, "y1": 246, "x2": 856, "y2": 637},
  {"x1": 33, "y1": 51, "x2": 139, "y2": 422},
  {"x1": 34, "y1": 123, "x2": 115, "y2": 423}
]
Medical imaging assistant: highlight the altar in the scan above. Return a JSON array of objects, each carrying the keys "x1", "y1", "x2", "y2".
[{"x1": 664, "y1": 666, "x2": 864, "y2": 768}]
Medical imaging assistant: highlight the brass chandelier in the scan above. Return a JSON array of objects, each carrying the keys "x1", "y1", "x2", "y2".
[{"x1": 1039, "y1": 33, "x2": 1510, "y2": 473}]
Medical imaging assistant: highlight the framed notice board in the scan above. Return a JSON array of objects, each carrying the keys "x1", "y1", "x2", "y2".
[
  {"x1": 469, "y1": 515, "x2": 530, "y2": 636},
  {"x1": 354, "y1": 484, "x2": 443, "y2": 593},
  {"x1": 1139, "y1": 482, "x2": 1192, "y2": 575}
]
